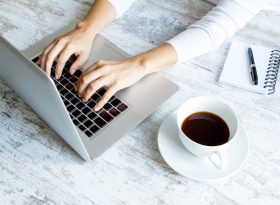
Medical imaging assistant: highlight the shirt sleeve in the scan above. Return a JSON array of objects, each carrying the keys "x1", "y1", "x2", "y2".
[
  {"x1": 107, "y1": 0, "x2": 136, "y2": 18},
  {"x1": 167, "y1": 0, "x2": 266, "y2": 64}
]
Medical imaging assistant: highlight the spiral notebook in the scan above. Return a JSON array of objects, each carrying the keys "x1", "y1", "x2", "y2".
[{"x1": 219, "y1": 40, "x2": 280, "y2": 95}]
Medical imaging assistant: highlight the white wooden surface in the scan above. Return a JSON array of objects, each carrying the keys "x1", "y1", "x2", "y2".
[{"x1": 0, "y1": 0, "x2": 280, "y2": 204}]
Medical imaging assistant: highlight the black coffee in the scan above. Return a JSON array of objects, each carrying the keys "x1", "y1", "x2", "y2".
[{"x1": 181, "y1": 112, "x2": 230, "y2": 146}]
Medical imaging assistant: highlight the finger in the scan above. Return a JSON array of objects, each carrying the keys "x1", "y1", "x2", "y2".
[
  {"x1": 82, "y1": 60, "x2": 117, "y2": 76},
  {"x1": 45, "y1": 41, "x2": 66, "y2": 76},
  {"x1": 40, "y1": 41, "x2": 57, "y2": 70},
  {"x1": 76, "y1": 67, "x2": 104, "y2": 96},
  {"x1": 94, "y1": 86, "x2": 117, "y2": 111},
  {"x1": 55, "y1": 45, "x2": 74, "y2": 79},
  {"x1": 82, "y1": 77, "x2": 108, "y2": 102},
  {"x1": 81, "y1": 59, "x2": 111, "y2": 76},
  {"x1": 69, "y1": 54, "x2": 87, "y2": 75}
]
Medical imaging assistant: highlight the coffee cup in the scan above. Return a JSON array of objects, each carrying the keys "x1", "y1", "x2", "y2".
[{"x1": 177, "y1": 96, "x2": 239, "y2": 170}]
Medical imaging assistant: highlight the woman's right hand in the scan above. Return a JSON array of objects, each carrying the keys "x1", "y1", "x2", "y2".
[{"x1": 39, "y1": 23, "x2": 96, "y2": 79}]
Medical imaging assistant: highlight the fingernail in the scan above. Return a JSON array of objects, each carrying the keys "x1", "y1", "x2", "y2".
[{"x1": 55, "y1": 75, "x2": 59, "y2": 79}]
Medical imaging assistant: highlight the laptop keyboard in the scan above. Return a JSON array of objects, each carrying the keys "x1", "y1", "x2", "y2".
[{"x1": 32, "y1": 56, "x2": 128, "y2": 138}]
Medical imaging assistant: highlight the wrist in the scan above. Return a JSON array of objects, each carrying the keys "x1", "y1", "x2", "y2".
[
  {"x1": 133, "y1": 43, "x2": 178, "y2": 75},
  {"x1": 76, "y1": 21, "x2": 98, "y2": 38},
  {"x1": 132, "y1": 55, "x2": 154, "y2": 77}
]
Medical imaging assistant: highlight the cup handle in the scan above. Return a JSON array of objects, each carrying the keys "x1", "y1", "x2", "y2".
[{"x1": 208, "y1": 150, "x2": 229, "y2": 170}]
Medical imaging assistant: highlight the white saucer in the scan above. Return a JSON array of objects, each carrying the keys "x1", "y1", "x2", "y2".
[{"x1": 157, "y1": 111, "x2": 249, "y2": 181}]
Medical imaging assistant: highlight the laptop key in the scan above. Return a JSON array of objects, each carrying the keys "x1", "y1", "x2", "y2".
[
  {"x1": 60, "y1": 88, "x2": 68, "y2": 96},
  {"x1": 109, "y1": 108, "x2": 120, "y2": 117},
  {"x1": 78, "y1": 124, "x2": 86, "y2": 131},
  {"x1": 88, "y1": 112, "x2": 97, "y2": 120},
  {"x1": 78, "y1": 114, "x2": 87, "y2": 123},
  {"x1": 99, "y1": 110, "x2": 113, "y2": 122},
  {"x1": 111, "y1": 98, "x2": 121, "y2": 107},
  {"x1": 97, "y1": 87, "x2": 106, "y2": 96},
  {"x1": 51, "y1": 71, "x2": 56, "y2": 78},
  {"x1": 91, "y1": 94, "x2": 100, "y2": 102},
  {"x1": 73, "y1": 119, "x2": 79, "y2": 126},
  {"x1": 82, "y1": 107, "x2": 91, "y2": 115},
  {"x1": 103, "y1": 103, "x2": 112, "y2": 111},
  {"x1": 65, "y1": 83, "x2": 75, "y2": 91},
  {"x1": 64, "y1": 62, "x2": 72, "y2": 71},
  {"x1": 87, "y1": 100, "x2": 96, "y2": 108},
  {"x1": 76, "y1": 102, "x2": 85, "y2": 110},
  {"x1": 90, "y1": 125, "x2": 100, "y2": 134},
  {"x1": 70, "y1": 76, "x2": 77, "y2": 83},
  {"x1": 84, "y1": 119, "x2": 93, "y2": 128},
  {"x1": 65, "y1": 93, "x2": 74, "y2": 100},
  {"x1": 117, "y1": 103, "x2": 128, "y2": 112},
  {"x1": 63, "y1": 99, "x2": 70, "y2": 107},
  {"x1": 60, "y1": 79, "x2": 68, "y2": 86},
  {"x1": 74, "y1": 70, "x2": 82, "y2": 78},
  {"x1": 71, "y1": 97, "x2": 79, "y2": 105},
  {"x1": 66, "y1": 105, "x2": 75, "y2": 112},
  {"x1": 85, "y1": 130, "x2": 92, "y2": 138},
  {"x1": 57, "y1": 84, "x2": 63, "y2": 91},
  {"x1": 72, "y1": 110, "x2": 81, "y2": 118},
  {"x1": 32, "y1": 57, "x2": 39, "y2": 63},
  {"x1": 94, "y1": 117, "x2": 106, "y2": 128},
  {"x1": 64, "y1": 72, "x2": 72, "y2": 79}
]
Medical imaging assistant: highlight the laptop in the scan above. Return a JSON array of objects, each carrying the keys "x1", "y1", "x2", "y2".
[{"x1": 0, "y1": 24, "x2": 178, "y2": 161}]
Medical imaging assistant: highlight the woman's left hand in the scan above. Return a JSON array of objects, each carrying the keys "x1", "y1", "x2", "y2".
[
  {"x1": 76, "y1": 57, "x2": 147, "y2": 111},
  {"x1": 76, "y1": 43, "x2": 178, "y2": 111}
]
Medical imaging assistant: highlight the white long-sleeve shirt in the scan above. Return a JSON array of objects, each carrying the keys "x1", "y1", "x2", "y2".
[{"x1": 107, "y1": 0, "x2": 267, "y2": 63}]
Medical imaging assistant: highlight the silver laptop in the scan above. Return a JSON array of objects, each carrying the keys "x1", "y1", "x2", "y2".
[{"x1": 0, "y1": 26, "x2": 178, "y2": 161}]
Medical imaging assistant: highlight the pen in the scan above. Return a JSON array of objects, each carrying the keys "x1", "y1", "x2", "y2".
[{"x1": 248, "y1": 47, "x2": 258, "y2": 85}]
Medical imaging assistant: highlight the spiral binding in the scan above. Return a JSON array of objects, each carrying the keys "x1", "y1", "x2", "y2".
[{"x1": 264, "y1": 50, "x2": 280, "y2": 95}]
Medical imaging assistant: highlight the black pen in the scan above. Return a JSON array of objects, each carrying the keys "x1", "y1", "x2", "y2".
[{"x1": 248, "y1": 47, "x2": 258, "y2": 85}]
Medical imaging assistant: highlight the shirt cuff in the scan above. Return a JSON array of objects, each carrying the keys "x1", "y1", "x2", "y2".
[{"x1": 167, "y1": 28, "x2": 212, "y2": 64}]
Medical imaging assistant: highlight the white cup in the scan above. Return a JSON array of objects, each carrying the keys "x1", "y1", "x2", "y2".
[{"x1": 177, "y1": 96, "x2": 239, "y2": 170}]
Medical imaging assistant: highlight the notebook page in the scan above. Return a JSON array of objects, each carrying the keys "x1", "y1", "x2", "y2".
[{"x1": 219, "y1": 41, "x2": 271, "y2": 94}]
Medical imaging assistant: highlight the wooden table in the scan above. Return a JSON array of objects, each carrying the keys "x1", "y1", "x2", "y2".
[{"x1": 0, "y1": 0, "x2": 280, "y2": 204}]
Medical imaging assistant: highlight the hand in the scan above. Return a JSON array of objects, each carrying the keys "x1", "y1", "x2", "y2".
[
  {"x1": 39, "y1": 25, "x2": 96, "y2": 79},
  {"x1": 76, "y1": 57, "x2": 148, "y2": 111}
]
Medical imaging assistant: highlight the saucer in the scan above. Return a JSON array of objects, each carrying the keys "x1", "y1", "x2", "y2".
[{"x1": 157, "y1": 111, "x2": 249, "y2": 181}]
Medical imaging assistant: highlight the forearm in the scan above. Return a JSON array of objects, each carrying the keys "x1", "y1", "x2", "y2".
[
  {"x1": 134, "y1": 43, "x2": 178, "y2": 75},
  {"x1": 76, "y1": 0, "x2": 117, "y2": 35}
]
